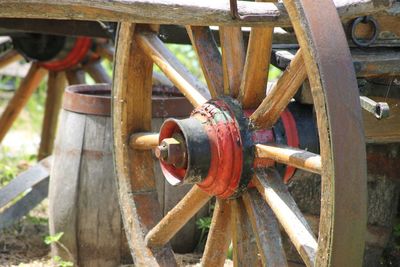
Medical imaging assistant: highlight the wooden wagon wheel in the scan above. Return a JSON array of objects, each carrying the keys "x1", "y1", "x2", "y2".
[
  {"x1": 113, "y1": 0, "x2": 367, "y2": 266},
  {"x1": 0, "y1": 35, "x2": 112, "y2": 158}
]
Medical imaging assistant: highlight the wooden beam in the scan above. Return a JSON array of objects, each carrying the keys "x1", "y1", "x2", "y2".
[
  {"x1": 38, "y1": 71, "x2": 66, "y2": 160},
  {"x1": 145, "y1": 185, "x2": 212, "y2": 248},
  {"x1": 130, "y1": 132, "x2": 159, "y2": 150},
  {"x1": 0, "y1": 0, "x2": 390, "y2": 27},
  {"x1": 186, "y1": 26, "x2": 223, "y2": 98},
  {"x1": 250, "y1": 50, "x2": 307, "y2": 129},
  {"x1": 0, "y1": 63, "x2": 47, "y2": 143},
  {"x1": 136, "y1": 31, "x2": 210, "y2": 107},
  {"x1": 201, "y1": 199, "x2": 232, "y2": 267},
  {"x1": 255, "y1": 144, "x2": 322, "y2": 174},
  {"x1": 84, "y1": 60, "x2": 111, "y2": 84},
  {"x1": 253, "y1": 169, "x2": 317, "y2": 267},
  {"x1": 0, "y1": 49, "x2": 22, "y2": 69}
]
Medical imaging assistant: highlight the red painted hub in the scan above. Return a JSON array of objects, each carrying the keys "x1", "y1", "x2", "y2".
[
  {"x1": 39, "y1": 37, "x2": 99, "y2": 71},
  {"x1": 157, "y1": 97, "x2": 300, "y2": 198}
]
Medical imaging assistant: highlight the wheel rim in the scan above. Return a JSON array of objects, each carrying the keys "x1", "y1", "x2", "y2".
[{"x1": 112, "y1": 1, "x2": 367, "y2": 266}]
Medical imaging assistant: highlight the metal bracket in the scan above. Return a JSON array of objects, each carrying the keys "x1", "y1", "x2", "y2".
[{"x1": 360, "y1": 96, "x2": 390, "y2": 119}]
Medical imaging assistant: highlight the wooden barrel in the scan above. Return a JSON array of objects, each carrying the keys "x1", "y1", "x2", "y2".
[{"x1": 49, "y1": 84, "x2": 206, "y2": 266}]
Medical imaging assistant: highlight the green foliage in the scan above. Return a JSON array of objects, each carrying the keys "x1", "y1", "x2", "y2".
[
  {"x1": 52, "y1": 256, "x2": 74, "y2": 267},
  {"x1": 44, "y1": 232, "x2": 64, "y2": 245},
  {"x1": 44, "y1": 232, "x2": 75, "y2": 266},
  {"x1": 0, "y1": 146, "x2": 36, "y2": 186}
]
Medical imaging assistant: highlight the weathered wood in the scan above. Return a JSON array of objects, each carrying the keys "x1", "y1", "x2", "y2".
[
  {"x1": 49, "y1": 110, "x2": 86, "y2": 261},
  {"x1": 0, "y1": 0, "x2": 390, "y2": 27},
  {"x1": 112, "y1": 22, "x2": 177, "y2": 267},
  {"x1": 38, "y1": 71, "x2": 66, "y2": 160},
  {"x1": 96, "y1": 42, "x2": 115, "y2": 61},
  {"x1": 250, "y1": 49, "x2": 307, "y2": 129},
  {"x1": 0, "y1": 49, "x2": 22, "y2": 69},
  {"x1": 353, "y1": 48, "x2": 400, "y2": 77},
  {"x1": 186, "y1": 26, "x2": 223, "y2": 97},
  {"x1": 129, "y1": 132, "x2": 159, "y2": 150},
  {"x1": 255, "y1": 144, "x2": 322, "y2": 174},
  {"x1": 49, "y1": 109, "x2": 131, "y2": 266},
  {"x1": 201, "y1": 199, "x2": 232, "y2": 267},
  {"x1": 220, "y1": 26, "x2": 245, "y2": 96},
  {"x1": 135, "y1": 30, "x2": 210, "y2": 107},
  {"x1": 0, "y1": 177, "x2": 49, "y2": 230},
  {"x1": 0, "y1": 156, "x2": 51, "y2": 209},
  {"x1": 84, "y1": 60, "x2": 111, "y2": 84},
  {"x1": 242, "y1": 189, "x2": 288, "y2": 267},
  {"x1": 0, "y1": 63, "x2": 47, "y2": 143},
  {"x1": 145, "y1": 185, "x2": 211, "y2": 248},
  {"x1": 239, "y1": 0, "x2": 274, "y2": 108},
  {"x1": 254, "y1": 169, "x2": 317, "y2": 267},
  {"x1": 231, "y1": 198, "x2": 261, "y2": 267}
]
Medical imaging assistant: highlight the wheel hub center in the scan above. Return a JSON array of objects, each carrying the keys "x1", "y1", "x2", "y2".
[{"x1": 157, "y1": 97, "x2": 257, "y2": 199}]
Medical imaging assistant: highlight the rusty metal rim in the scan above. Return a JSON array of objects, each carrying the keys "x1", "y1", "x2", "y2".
[{"x1": 63, "y1": 84, "x2": 193, "y2": 117}]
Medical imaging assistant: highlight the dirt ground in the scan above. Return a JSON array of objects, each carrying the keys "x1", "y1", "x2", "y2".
[{"x1": 0, "y1": 200, "x2": 233, "y2": 267}]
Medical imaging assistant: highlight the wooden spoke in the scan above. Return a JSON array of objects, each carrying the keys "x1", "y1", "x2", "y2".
[
  {"x1": 256, "y1": 144, "x2": 321, "y2": 174},
  {"x1": 231, "y1": 198, "x2": 261, "y2": 267},
  {"x1": 130, "y1": 132, "x2": 159, "y2": 150},
  {"x1": 38, "y1": 71, "x2": 66, "y2": 160},
  {"x1": 145, "y1": 185, "x2": 211, "y2": 248},
  {"x1": 84, "y1": 60, "x2": 111, "y2": 84},
  {"x1": 239, "y1": 0, "x2": 274, "y2": 108},
  {"x1": 219, "y1": 26, "x2": 245, "y2": 97},
  {"x1": 0, "y1": 49, "x2": 22, "y2": 69},
  {"x1": 201, "y1": 199, "x2": 232, "y2": 267},
  {"x1": 135, "y1": 31, "x2": 210, "y2": 107},
  {"x1": 242, "y1": 189, "x2": 288, "y2": 267},
  {"x1": 186, "y1": 26, "x2": 223, "y2": 98},
  {"x1": 250, "y1": 49, "x2": 307, "y2": 129},
  {"x1": 0, "y1": 63, "x2": 47, "y2": 143},
  {"x1": 65, "y1": 69, "x2": 86, "y2": 85},
  {"x1": 253, "y1": 168, "x2": 317, "y2": 267}
]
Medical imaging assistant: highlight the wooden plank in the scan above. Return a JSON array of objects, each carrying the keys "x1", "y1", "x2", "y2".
[
  {"x1": 201, "y1": 199, "x2": 232, "y2": 267},
  {"x1": 242, "y1": 189, "x2": 288, "y2": 267},
  {"x1": 49, "y1": 110, "x2": 87, "y2": 260},
  {"x1": 352, "y1": 48, "x2": 400, "y2": 77},
  {"x1": 239, "y1": 0, "x2": 274, "y2": 108},
  {"x1": 38, "y1": 71, "x2": 66, "y2": 160},
  {"x1": 84, "y1": 60, "x2": 111, "y2": 84},
  {"x1": 186, "y1": 26, "x2": 223, "y2": 98},
  {"x1": 145, "y1": 185, "x2": 212, "y2": 248},
  {"x1": 255, "y1": 144, "x2": 322, "y2": 174},
  {"x1": 250, "y1": 49, "x2": 307, "y2": 129},
  {"x1": 0, "y1": 177, "x2": 49, "y2": 230},
  {"x1": 253, "y1": 168, "x2": 317, "y2": 267},
  {"x1": 219, "y1": 26, "x2": 245, "y2": 96},
  {"x1": 0, "y1": 0, "x2": 389, "y2": 27},
  {"x1": 231, "y1": 198, "x2": 261, "y2": 267},
  {"x1": 136, "y1": 31, "x2": 210, "y2": 107},
  {"x1": 0, "y1": 63, "x2": 47, "y2": 143},
  {"x1": 0, "y1": 156, "x2": 52, "y2": 209},
  {"x1": 76, "y1": 115, "x2": 122, "y2": 266}
]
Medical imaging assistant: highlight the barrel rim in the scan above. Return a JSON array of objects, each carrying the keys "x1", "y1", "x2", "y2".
[{"x1": 62, "y1": 84, "x2": 193, "y2": 118}]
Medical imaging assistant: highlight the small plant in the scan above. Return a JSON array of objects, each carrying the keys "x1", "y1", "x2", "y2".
[
  {"x1": 195, "y1": 216, "x2": 212, "y2": 252},
  {"x1": 44, "y1": 232, "x2": 75, "y2": 267}
]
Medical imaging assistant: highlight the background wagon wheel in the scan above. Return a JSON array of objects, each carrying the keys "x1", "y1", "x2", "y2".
[
  {"x1": 112, "y1": 0, "x2": 367, "y2": 266},
  {"x1": 0, "y1": 34, "x2": 112, "y2": 159}
]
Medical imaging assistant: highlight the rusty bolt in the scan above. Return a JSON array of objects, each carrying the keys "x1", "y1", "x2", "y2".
[{"x1": 154, "y1": 137, "x2": 187, "y2": 168}]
